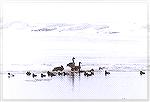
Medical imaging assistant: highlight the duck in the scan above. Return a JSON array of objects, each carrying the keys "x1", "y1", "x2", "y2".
[
  {"x1": 140, "y1": 71, "x2": 145, "y2": 75},
  {"x1": 105, "y1": 70, "x2": 110, "y2": 76},
  {"x1": 52, "y1": 65, "x2": 64, "y2": 71},
  {"x1": 26, "y1": 71, "x2": 31, "y2": 76},
  {"x1": 99, "y1": 67, "x2": 104, "y2": 70},
  {"x1": 84, "y1": 71, "x2": 93, "y2": 77},
  {"x1": 8, "y1": 73, "x2": 10, "y2": 75},
  {"x1": 32, "y1": 73, "x2": 37, "y2": 78},
  {"x1": 58, "y1": 72, "x2": 63, "y2": 76},
  {"x1": 91, "y1": 69, "x2": 94, "y2": 75},
  {"x1": 91, "y1": 71, "x2": 94, "y2": 75},
  {"x1": 8, "y1": 73, "x2": 14, "y2": 78},
  {"x1": 47, "y1": 71, "x2": 56, "y2": 77},
  {"x1": 41, "y1": 73, "x2": 46, "y2": 78},
  {"x1": 86, "y1": 69, "x2": 94, "y2": 72},
  {"x1": 11, "y1": 74, "x2": 15, "y2": 77},
  {"x1": 63, "y1": 72, "x2": 70, "y2": 76},
  {"x1": 91, "y1": 69, "x2": 94, "y2": 71}
]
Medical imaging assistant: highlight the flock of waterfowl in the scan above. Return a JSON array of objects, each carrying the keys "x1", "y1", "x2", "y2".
[{"x1": 7, "y1": 57, "x2": 146, "y2": 79}]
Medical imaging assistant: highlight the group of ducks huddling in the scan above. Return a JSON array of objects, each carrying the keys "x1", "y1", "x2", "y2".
[
  {"x1": 7, "y1": 57, "x2": 146, "y2": 78},
  {"x1": 26, "y1": 70, "x2": 70, "y2": 78}
]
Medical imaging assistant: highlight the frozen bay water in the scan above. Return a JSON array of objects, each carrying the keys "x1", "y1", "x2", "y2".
[
  {"x1": 2, "y1": 56, "x2": 148, "y2": 99},
  {"x1": 1, "y1": 24, "x2": 147, "y2": 99},
  {"x1": 2, "y1": 69, "x2": 147, "y2": 99},
  {"x1": 1, "y1": 2, "x2": 147, "y2": 99}
]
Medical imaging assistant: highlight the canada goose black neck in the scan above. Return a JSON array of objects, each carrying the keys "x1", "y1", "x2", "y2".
[
  {"x1": 79, "y1": 62, "x2": 82, "y2": 66},
  {"x1": 72, "y1": 57, "x2": 75, "y2": 63}
]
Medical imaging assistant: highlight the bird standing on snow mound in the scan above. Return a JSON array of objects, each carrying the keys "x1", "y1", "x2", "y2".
[
  {"x1": 67, "y1": 57, "x2": 75, "y2": 68},
  {"x1": 52, "y1": 65, "x2": 64, "y2": 71}
]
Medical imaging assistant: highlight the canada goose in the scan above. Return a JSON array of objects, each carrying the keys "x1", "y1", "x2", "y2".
[
  {"x1": 26, "y1": 71, "x2": 31, "y2": 76},
  {"x1": 99, "y1": 67, "x2": 103, "y2": 70},
  {"x1": 8, "y1": 73, "x2": 14, "y2": 78},
  {"x1": 140, "y1": 71, "x2": 145, "y2": 75},
  {"x1": 84, "y1": 71, "x2": 93, "y2": 77},
  {"x1": 87, "y1": 73, "x2": 92, "y2": 77},
  {"x1": 32, "y1": 73, "x2": 37, "y2": 78},
  {"x1": 84, "y1": 69, "x2": 94, "y2": 75},
  {"x1": 47, "y1": 71, "x2": 56, "y2": 77},
  {"x1": 90, "y1": 69, "x2": 94, "y2": 72},
  {"x1": 58, "y1": 72, "x2": 63, "y2": 76},
  {"x1": 67, "y1": 57, "x2": 75, "y2": 68},
  {"x1": 63, "y1": 72, "x2": 69, "y2": 76},
  {"x1": 90, "y1": 69, "x2": 94, "y2": 75},
  {"x1": 52, "y1": 65, "x2": 64, "y2": 71},
  {"x1": 71, "y1": 62, "x2": 82, "y2": 71},
  {"x1": 12, "y1": 74, "x2": 14, "y2": 77},
  {"x1": 90, "y1": 71, "x2": 94, "y2": 75},
  {"x1": 86, "y1": 69, "x2": 94, "y2": 73},
  {"x1": 105, "y1": 70, "x2": 110, "y2": 76},
  {"x1": 41, "y1": 73, "x2": 46, "y2": 78}
]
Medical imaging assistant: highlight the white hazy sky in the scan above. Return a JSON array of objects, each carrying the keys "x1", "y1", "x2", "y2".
[{"x1": 1, "y1": 2, "x2": 147, "y2": 64}]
